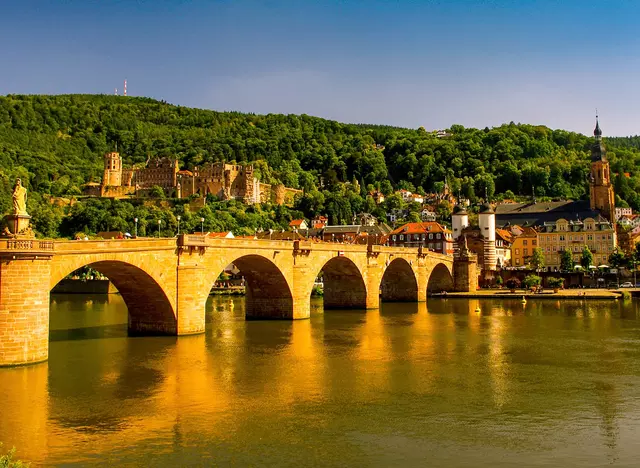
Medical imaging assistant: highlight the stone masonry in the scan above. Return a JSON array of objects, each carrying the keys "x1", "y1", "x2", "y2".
[{"x1": 0, "y1": 236, "x2": 457, "y2": 367}]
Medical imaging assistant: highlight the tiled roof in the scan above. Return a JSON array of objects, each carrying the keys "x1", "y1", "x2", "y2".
[
  {"x1": 208, "y1": 231, "x2": 234, "y2": 238},
  {"x1": 495, "y1": 228, "x2": 513, "y2": 243},
  {"x1": 495, "y1": 200, "x2": 601, "y2": 227},
  {"x1": 390, "y1": 222, "x2": 450, "y2": 235}
]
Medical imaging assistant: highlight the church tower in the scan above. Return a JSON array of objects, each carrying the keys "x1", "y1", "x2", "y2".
[{"x1": 589, "y1": 117, "x2": 615, "y2": 222}]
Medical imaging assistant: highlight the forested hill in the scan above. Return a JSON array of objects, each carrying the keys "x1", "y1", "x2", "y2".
[{"x1": 2, "y1": 93, "x2": 640, "y2": 220}]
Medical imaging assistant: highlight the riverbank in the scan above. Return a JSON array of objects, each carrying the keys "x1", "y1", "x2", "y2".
[{"x1": 433, "y1": 289, "x2": 623, "y2": 300}]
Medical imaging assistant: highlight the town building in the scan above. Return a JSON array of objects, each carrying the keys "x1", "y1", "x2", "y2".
[
  {"x1": 289, "y1": 219, "x2": 308, "y2": 230},
  {"x1": 311, "y1": 215, "x2": 328, "y2": 229},
  {"x1": 617, "y1": 214, "x2": 640, "y2": 229},
  {"x1": 615, "y1": 207, "x2": 633, "y2": 221},
  {"x1": 495, "y1": 228, "x2": 513, "y2": 268},
  {"x1": 388, "y1": 222, "x2": 454, "y2": 255},
  {"x1": 421, "y1": 207, "x2": 437, "y2": 221},
  {"x1": 509, "y1": 226, "x2": 538, "y2": 267},
  {"x1": 538, "y1": 217, "x2": 615, "y2": 269},
  {"x1": 369, "y1": 191, "x2": 385, "y2": 204}
]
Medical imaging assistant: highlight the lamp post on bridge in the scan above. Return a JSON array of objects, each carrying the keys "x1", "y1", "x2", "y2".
[
  {"x1": 200, "y1": 217, "x2": 205, "y2": 235},
  {"x1": 134, "y1": 218, "x2": 138, "y2": 238},
  {"x1": 157, "y1": 219, "x2": 162, "y2": 238},
  {"x1": 176, "y1": 215, "x2": 181, "y2": 237}
]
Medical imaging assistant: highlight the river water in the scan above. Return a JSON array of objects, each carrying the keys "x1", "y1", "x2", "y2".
[{"x1": 2, "y1": 295, "x2": 640, "y2": 467}]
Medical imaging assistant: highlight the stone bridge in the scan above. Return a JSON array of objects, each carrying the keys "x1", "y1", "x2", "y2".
[{"x1": 0, "y1": 235, "x2": 456, "y2": 366}]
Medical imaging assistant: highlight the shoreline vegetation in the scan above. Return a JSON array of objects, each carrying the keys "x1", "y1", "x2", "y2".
[{"x1": 0, "y1": 443, "x2": 28, "y2": 468}]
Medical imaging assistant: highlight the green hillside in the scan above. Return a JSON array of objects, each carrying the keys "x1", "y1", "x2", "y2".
[{"x1": 1, "y1": 94, "x2": 639, "y2": 237}]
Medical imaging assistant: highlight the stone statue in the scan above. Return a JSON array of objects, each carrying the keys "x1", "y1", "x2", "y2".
[{"x1": 12, "y1": 178, "x2": 28, "y2": 216}]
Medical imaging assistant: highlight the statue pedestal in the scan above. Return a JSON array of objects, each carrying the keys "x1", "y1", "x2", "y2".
[{"x1": 2, "y1": 214, "x2": 33, "y2": 238}]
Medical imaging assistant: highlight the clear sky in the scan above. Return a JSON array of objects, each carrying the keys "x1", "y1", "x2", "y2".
[{"x1": 1, "y1": 0, "x2": 639, "y2": 135}]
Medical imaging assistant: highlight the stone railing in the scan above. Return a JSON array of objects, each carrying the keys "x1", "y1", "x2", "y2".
[
  {"x1": 0, "y1": 239, "x2": 55, "y2": 258},
  {"x1": 2, "y1": 239, "x2": 54, "y2": 251}
]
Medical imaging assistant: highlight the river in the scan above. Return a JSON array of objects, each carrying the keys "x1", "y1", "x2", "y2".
[{"x1": 2, "y1": 295, "x2": 640, "y2": 467}]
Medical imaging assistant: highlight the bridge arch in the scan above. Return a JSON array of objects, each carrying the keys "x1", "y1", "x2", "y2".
[
  {"x1": 380, "y1": 258, "x2": 419, "y2": 302},
  {"x1": 51, "y1": 260, "x2": 177, "y2": 335},
  {"x1": 426, "y1": 262, "x2": 454, "y2": 295},
  {"x1": 317, "y1": 256, "x2": 367, "y2": 309},
  {"x1": 207, "y1": 254, "x2": 293, "y2": 319}
]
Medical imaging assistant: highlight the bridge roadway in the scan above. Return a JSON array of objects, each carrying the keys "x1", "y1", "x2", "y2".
[{"x1": 0, "y1": 235, "x2": 454, "y2": 366}]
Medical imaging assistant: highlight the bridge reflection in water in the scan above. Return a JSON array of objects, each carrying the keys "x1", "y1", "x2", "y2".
[{"x1": 2, "y1": 296, "x2": 640, "y2": 466}]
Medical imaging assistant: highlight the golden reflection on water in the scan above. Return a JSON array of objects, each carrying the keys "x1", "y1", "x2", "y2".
[{"x1": 2, "y1": 295, "x2": 640, "y2": 466}]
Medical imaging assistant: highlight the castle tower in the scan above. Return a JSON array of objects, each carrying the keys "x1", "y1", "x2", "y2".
[
  {"x1": 103, "y1": 152, "x2": 123, "y2": 187},
  {"x1": 478, "y1": 202, "x2": 497, "y2": 271},
  {"x1": 451, "y1": 204, "x2": 469, "y2": 240},
  {"x1": 589, "y1": 117, "x2": 615, "y2": 222}
]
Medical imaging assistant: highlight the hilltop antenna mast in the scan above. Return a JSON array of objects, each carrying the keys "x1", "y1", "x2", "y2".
[{"x1": 124, "y1": 79, "x2": 127, "y2": 96}]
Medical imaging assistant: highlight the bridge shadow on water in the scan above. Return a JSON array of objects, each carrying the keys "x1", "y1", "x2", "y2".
[{"x1": 49, "y1": 324, "x2": 128, "y2": 342}]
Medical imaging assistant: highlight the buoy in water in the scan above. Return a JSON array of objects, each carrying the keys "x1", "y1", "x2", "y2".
[
  {"x1": 475, "y1": 306, "x2": 481, "y2": 313},
  {"x1": 521, "y1": 295, "x2": 527, "y2": 304}
]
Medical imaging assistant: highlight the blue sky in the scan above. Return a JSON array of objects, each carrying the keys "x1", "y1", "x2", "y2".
[{"x1": 1, "y1": 0, "x2": 639, "y2": 135}]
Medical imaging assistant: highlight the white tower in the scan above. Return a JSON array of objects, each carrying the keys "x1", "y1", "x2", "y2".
[
  {"x1": 124, "y1": 79, "x2": 127, "y2": 96},
  {"x1": 451, "y1": 205, "x2": 469, "y2": 240},
  {"x1": 478, "y1": 203, "x2": 497, "y2": 271}
]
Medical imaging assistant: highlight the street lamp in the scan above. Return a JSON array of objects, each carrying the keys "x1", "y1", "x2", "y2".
[
  {"x1": 158, "y1": 219, "x2": 162, "y2": 238},
  {"x1": 177, "y1": 215, "x2": 181, "y2": 236},
  {"x1": 200, "y1": 217, "x2": 205, "y2": 234},
  {"x1": 134, "y1": 218, "x2": 138, "y2": 238}
]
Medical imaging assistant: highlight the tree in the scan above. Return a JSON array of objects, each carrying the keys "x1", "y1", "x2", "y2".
[
  {"x1": 580, "y1": 245, "x2": 594, "y2": 270},
  {"x1": 530, "y1": 247, "x2": 545, "y2": 271},
  {"x1": 505, "y1": 277, "x2": 521, "y2": 291},
  {"x1": 608, "y1": 249, "x2": 627, "y2": 269},
  {"x1": 149, "y1": 185, "x2": 165, "y2": 198},
  {"x1": 547, "y1": 277, "x2": 564, "y2": 291},
  {"x1": 560, "y1": 250, "x2": 574, "y2": 272},
  {"x1": 522, "y1": 274, "x2": 542, "y2": 290}
]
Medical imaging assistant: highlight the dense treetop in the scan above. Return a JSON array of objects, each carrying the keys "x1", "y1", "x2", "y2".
[{"x1": 1, "y1": 94, "x2": 639, "y2": 237}]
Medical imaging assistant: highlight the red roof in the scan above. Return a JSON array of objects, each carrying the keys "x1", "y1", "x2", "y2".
[
  {"x1": 207, "y1": 231, "x2": 233, "y2": 238},
  {"x1": 390, "y1": 222, "x2": 450, "y2": 235},
  {"x1": 289, "y1": 219, "x2": 306, "y2": 227}
]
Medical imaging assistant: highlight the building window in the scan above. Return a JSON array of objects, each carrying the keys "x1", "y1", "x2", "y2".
[
  {"x1": 533, "y1": 240, "x2": 537, "y2": 246},
  {"x1": 515, "y1": 248, "x2": 520, "y2": 255},
  {"x1": 392, "y1": 235, "x2": 396, "y2": 241},
  {"x1": 516, "y1": 259, "x2": 520, "y2": 265},
  {"x1": 429, "y1": 243, "x2": 434, "y2": 249},
  {"x1": 429, "y1": 233, "x2": 433, "y2": 240},
  {"x1": 400, "y1": 235, "x2": 404, "y2": 240},
  {"x1": 524, "y1": 248, "x2": 528, "y2": 256},
  {"x1": 436, "y1": 233, "x2": 441, "y2": 239},
  {"x1": 559, "y1": 235, "x2": 565, "y2": 241},
  {"x1": 523, "y1": 240, "x2": 528, "y2": 246}
]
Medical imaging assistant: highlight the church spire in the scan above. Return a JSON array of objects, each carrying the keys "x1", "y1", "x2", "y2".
[
  {"x1": 591, "y1": 112, "x2": 606, "y2": 162},
  {"x1": 594, "y1": 110, "x2": 602, "y2": 141}
]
